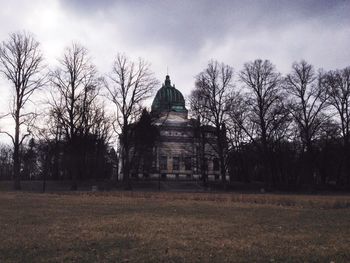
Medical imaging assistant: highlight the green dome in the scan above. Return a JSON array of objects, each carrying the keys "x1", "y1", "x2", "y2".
[{"x1": 151, "y1": 75, "x2": 187, "y2": 113}]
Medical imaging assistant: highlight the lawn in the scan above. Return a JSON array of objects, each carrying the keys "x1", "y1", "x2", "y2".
[{"x1": 0, "y1": 191, "x2": 349, "y2": 262}]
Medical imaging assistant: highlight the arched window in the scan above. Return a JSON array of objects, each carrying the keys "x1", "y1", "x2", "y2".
[
  {"x1": 185, "y1": 157, "x2": 192, "y2": 170},
  {"x1": 173, "y1": 157, "x2": 180, "y2": 170},
  {"x1": 213, "y1": 158, "x2": 220, "y2": 171},
  {"x1": 160, "y1": 156, "x2": 167, "y2": 170}
]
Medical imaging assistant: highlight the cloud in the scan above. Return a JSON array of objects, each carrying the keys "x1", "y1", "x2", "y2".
[
  {"x1": 0, "y1": 0, "x2": 350, "y2": 143},
  {"x1": 55, "y1": 0, "x2": 350, "y2": 78},
  {"x1": 58, "y1": 0, "x2": 350, "y2": 50}
]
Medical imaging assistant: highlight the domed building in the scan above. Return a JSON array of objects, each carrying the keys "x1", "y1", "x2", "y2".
[{"x1": 127, "y1": 75, "x2": 220, "y2": 180}]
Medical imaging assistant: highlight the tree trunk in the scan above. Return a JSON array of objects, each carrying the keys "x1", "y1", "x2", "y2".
[
  {"x1": 217, "y1": 126, "x2": 227, "y2": 186},
  {"x1": 13, "y1": 113, "x2": 21, "y2": 190},
  {"x1": 261, "y1": 144, "x2": 272, "y2": 190},
  {"x1": 121, "y1": 126, "x2": 131, "y2": 190},
  {"x1": 200, "y1": 128, "x2": 208, "y2": 186},
  {"x1": 344, "y1": 139, "x2": 350, "y2": 185},
  {"x1": 219, "y1": 147, "x2": 226, "y2": 183},
  {"x1": 42, "y1": 151, "x2": 48, "y2": 193},
  {"x1": 70, "y1": 138, "x2": 78, "y2": 191}
]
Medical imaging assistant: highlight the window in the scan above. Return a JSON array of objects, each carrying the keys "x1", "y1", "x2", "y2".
[
  {"x1": 202, "y1": 157, "x2": 208, "y2": 171},
  {"x1": 184, "y1": 157, "x2": 192, "y2": 171},
  {"x1": 173, "y1": 157, "x2": 180, "y2": 170},
  {"x1": 160, "y1": 156, "x2": 167, "y2": 170},
  {"x1": 213, "y1": 158, "x2": 220, "y2": 171}
]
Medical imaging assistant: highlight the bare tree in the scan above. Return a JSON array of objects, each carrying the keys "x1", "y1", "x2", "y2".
[
  {"x1": 0, "y1": 32, "x2": 45, "y2": 190},
  {"x1": 50, "y1": 43, "x2": 100, "y2": 190},
  {"x1": 0, "y1": 143, "x2": 13, "y2": 180},
  {"x1": 239, "y1": 59, "x2": 288, "y2": 187},
  {"x1": 226, "y1": 91, "x2": 253, "y2": 149},
  {"x1": 189, "y1": 89, "x2": 210, "y2": 183},
  {"x1": 105, "y1": 53, "x2": 158, "y2": 188},
  {"x1": 323, "y1": 67, "x2": 350, "y2": 183},
  {"x1": 284, "y1": 60, "x2": 328, "y2": 184},
  {"x1": 190, "y1": 60, "x2": 234, "y2": 183},
  {"x1": 323, "y1": 67, "x2": 350, "y2": 145}
]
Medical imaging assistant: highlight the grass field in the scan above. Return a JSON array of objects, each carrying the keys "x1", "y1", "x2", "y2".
[{"x1": 0, "y1": 191, "x2": 349, "y2": 262}]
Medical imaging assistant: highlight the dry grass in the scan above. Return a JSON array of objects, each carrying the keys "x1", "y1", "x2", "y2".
[{"x1": 0, "y1": 191, "x2": 349, "y2": 262}]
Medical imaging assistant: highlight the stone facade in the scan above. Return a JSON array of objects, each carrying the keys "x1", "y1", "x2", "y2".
[
  {"x1": 125, "y1": 75, "x2": 220, "y2": 180},
  {"x1": 151, "y1": 109, "x2": 220, "y2": 180}
]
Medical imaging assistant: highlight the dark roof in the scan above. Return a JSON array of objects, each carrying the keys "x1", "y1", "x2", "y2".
[{"x1": 151, "y1": 75, "x2": 188, "y2": 113}]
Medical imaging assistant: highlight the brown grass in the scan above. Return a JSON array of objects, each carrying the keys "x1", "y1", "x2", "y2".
[{"x1": 0, "y1": 191, "x2": 349, "y2": 262}]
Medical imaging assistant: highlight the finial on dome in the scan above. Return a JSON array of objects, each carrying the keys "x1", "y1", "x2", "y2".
[{"x1": 165, "y1": 75, "x2": 171, "y2": 86}]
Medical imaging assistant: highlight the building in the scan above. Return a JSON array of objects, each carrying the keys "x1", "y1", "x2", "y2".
[{"x1": 127, "y1": 75, "x2": 221, "y2": 180}]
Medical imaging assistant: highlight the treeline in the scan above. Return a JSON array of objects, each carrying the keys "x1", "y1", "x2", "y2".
[
  {"x1": 0, "y1": 31, "x2": 349, "y2": 190},
  {"x1": 0, "y1": 138, "x2": 117, "y2": 182},
  {"x1": 0, "y1": 32, "x2": 158, "y2": 190},
  {"x1": 0, "y1": 37, "x2": 122, "y2": 189},
  {"x1": 191, "y1": 60, "x2": 350, "y2": 190}
]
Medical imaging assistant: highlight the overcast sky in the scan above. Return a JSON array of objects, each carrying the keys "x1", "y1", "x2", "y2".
[{"x1": 1, "y1": 0, "x2": 350, "y2": 142}]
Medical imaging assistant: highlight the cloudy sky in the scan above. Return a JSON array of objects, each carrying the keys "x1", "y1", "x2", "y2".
[{"x1": 0, "y1": 0, "x2": 350, "y2": 142}]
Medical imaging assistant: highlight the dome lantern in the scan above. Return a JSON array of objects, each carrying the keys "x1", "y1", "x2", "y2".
[{"x1": 165, "y1": 75, "x2": 171, "y2": 86}]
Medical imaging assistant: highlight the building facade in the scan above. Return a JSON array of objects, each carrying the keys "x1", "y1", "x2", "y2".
[{"x1": 128, "y1": 75, "x2": 220, "y2": 180}]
